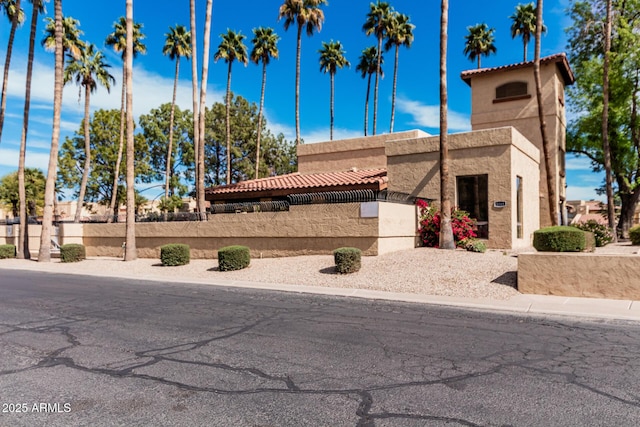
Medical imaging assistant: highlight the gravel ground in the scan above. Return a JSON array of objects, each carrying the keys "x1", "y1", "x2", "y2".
[{"x1": 1, "y1": 243, "x2": 637, "y2": 301}]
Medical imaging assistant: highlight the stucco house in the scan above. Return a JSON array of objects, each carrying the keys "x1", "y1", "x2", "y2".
[{"x1": 205, "y1": 53, "x2": 574, "y2": 251}]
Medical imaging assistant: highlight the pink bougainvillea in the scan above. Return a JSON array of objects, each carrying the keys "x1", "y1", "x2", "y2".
[{"x1": 417, "y1": 200, "x2": 476, "y2": 248}]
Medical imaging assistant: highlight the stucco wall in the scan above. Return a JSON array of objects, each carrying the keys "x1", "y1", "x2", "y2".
[
  {"x1": 519, "y1": 253, "x2": 640, "y2": 300},
  {"x1": 386, "y1": 127, "x2": 539, "y2": 249},
  {"x1": 510, "y1": 133, "x2": 541, "y2": 248},
  {"x1": 82, "y1": 203, "x2": 418, "y2": 259},
  {"x1": 376, "y1": 202, "x2": 418, "y2": 254},
  {"x1": 468, "y1": 62, "x2": 567, "y2": 227},
  {"x1": 297, "y1": 130, "x2": 429, "y2": 174}
]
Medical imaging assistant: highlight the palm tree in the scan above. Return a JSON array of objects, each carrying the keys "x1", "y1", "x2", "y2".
[
  {"x1": 510, "y1": 2, "x2": 546, "y2": 62},
  {"x1": 318, "y1": 40, "x2": 350, "y2": 141},
  {"x1": 463, "y1": 23, "x2": 496, "y2": 68},
  {"x1": 385, "y1": 12, "x2": 414, "y2": 133},
  {"x1": 190, "y1": 0, "x2": 199, "y2": 213},
  {"x1": 38, "y1": 0, "x2": 63, "y2": 262},
  {"x1": 64, "y1": 44, "x2": 115, "y2": 223},
  {"x1": 355, "y1": 46, "x2": 383, "y2": 136},
  {"x1": 0, "y1": 0, "x2": 24, "y2": 144},
  {"x1": 124, "y1": 0, "x2": 136, "y2": 260},
  {"x1": 533, "y1": 0, "x2": 557, "y2": 226},
  {"x1": 439, "y1": 0, "x2": 454, "y2": 250},
  {"x1": 16, "y1": 0, "x2": 45, "y2": 259},
  {"x1": 214, "y1": 29, "x2": 248, "y2": 185},
  {"x1": 278, "y1": 0, "x2": 327, "y2": 145},
  {"x1": 250, "y1": 26, "x2": 279, "y2": 179},
  {"x1": 105, "y1": 17, "x2": 146, "y2": 222},
  {"x1": 42, "y1": 15, "x2": 84, "y2": 60},
  {"x1": 196, "y1": 0, "x2": 214, "y2": 219},
  {"x1": 363, "y1": 1, "x2": 393, "y2": 136},
  {"x1": 162, "y1": 24, "x2": 191, "y2": 203},
  {"x1": 602, "y1": 0, "x2": 616, "y2": 240}
]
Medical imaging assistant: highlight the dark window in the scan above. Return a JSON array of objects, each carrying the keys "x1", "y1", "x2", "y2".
[
  {"x1": 457, "y1": 175, "x2": 489, "y2": 239},
  {"x1": 495, "y1": 81, "x2": 528, "y2": 100}
]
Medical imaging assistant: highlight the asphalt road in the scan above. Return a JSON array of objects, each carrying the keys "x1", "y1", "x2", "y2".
[{"x1": 1, "y1": 269, "x2": 640, "y2": 427}]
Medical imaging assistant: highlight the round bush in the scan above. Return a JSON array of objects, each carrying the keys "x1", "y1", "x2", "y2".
[
  {"x1": 463, "y1": 239, "x2": 486, "y2": 253},
  {"x1": 334, "y1": 247, "x2": 362, "y2": 274},
  {"x1": 218, "y1": 245, "x2": 250, "y2": 271},
  {"x1": 533, "y1": 226, "x2": 586, "y2": 252},
  {"x1": 60, "y1": 244, "x2": 86, "y2": 263},
  {"x1": 0, "y1": 244, "x2": 16, "y2": 259},
  {"x1": 160, "y1": 244, "x2": 190, "y2": 266},
  {"x1": 630, "y1": 225, "x2": 640, "y2": 245}
]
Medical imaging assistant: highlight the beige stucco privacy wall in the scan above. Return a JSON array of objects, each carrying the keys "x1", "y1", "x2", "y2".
[
  {"x1": 385, "y1": 127, "x2": 540, "y2": 249},
  {"x1": 297, "y1": 130, "x2": 429, "y2": 174},
  {"x1": 519, "y1": 253, "x2": 640, "y2": 300},
  {"x1": 1, "y1": 224, "x2": 42, "y2": 254},
  {"x1": 82, "y1": 202, "x2": 417, "y2": 259}
]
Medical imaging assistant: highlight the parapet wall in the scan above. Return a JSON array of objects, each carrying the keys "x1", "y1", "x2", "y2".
[{"x1": 518, "y1": 252, "x2": 640, "y2": 300}]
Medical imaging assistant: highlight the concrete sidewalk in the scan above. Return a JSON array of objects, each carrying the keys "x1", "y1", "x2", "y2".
[{"x1": 2, "y1": 260, "x2": 639, "y2": 322}]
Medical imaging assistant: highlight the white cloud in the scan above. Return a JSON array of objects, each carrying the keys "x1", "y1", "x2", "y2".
[
  {"x1": 566, "y1": 185, "x2": 604, "y2": 202},
  {"x1": 302, "y1": 127, "x2": 364, "y2": 144},
  {"x1": 0, "y1": 148, "x2": 51, "y2": 171},
  {"x1": 396, "y1": 97, "x2": 471, "y2": 132},
  {"x1": 4, "y1": 53, "x2": 224, "y2": 124},
  {"x1": 565, "y1": 156, "x2": 595, "y2": 171}
]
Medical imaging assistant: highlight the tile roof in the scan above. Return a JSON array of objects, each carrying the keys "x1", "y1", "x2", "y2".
[
  {"x1": 460, "y1": 53, "x2": 575, "y2": 86},
  {"x1": 205, "y1": 168, "x2": 388, "y2": 196},
  {"x1": 571, "y1": 213, "x2": 608, "y2": 226}
]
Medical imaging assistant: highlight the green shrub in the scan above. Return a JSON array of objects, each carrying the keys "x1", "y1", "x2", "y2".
[
  {"x1": 533, "y1": 226, "x2": 586, "y2": 252},
  {"x1": 218, "y1": 245, "x2": 250, "y2": 271},
  {"x1": 160, "y1": 244, "x2": 190, "y2": 266},
  {"x1": 0, "y1": 244, "x2": 16, "y2": 259},
  {"x1": 571, "y1": 220, "x2": 613, "y2": 247},
  {"x1": 60, "y1": 244, "x2": 86, "y2": 263},
  {"x1": 333, "y1": 247, "x2": 362, "y2": 274},
  {"x1": 630, "y1": 225, "x2": 640, "y2": 245},
  {"x1": 462, "y1": 239, "x2": 486, "y2": 253}
]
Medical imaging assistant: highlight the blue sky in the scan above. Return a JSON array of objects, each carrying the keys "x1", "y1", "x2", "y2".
[{"x1": 0, "y1": 0, "x2": 602, "y2": 201}]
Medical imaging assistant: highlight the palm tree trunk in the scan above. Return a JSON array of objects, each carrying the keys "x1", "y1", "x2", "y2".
[
  {"x1": 189, "y1": 0, "x2": 200, "y2": 213},
  {"x1": 197, "y1": 0, "x2": 213, "y2": 218},
  {"x1": 225, "y1": 61, "x2": 232, "y2": 185},
  {"x1": 39, "y1": 0, "x2": 63, "y2": 262},
  {"x1": 295, "y1": 23, "x2": 302, "y2": 145},
  {"x1": 255, "y1": 62, "x2": 267, "y2": 179},
  {"x1": 17, "y1": 1, "x2": 39, "y2": 260},
  {"x1": 439, "y1": 0, "x2": 455, "y2": 250},
  {"x1": 107, "y1": 66, "x2": 126, "y2": 223},
  {"x1": 602, "y1": 0, "x2": 617, "y2": 241},
  {"x1": 523, "y1": 40, "x2": 528, "y2": 62},
  {"x1": 74, "y1": 86, "x2": 91, "y2": 223},
  {"x1": 389, "y1": 44, "x2": 399, "y2": 134},
  {"x1": 124, "y1": 0, "x2": 137, "y2": 261},
  {"x1": 373, "y1": 35, "x2": 382, "y2": 136},
  {"x1": 330, "y1": 72, "x2": 334, "y2": 141},
  {"x1": 0, "y1": 0, "x2": 21, "y2": 144},
  {"x1": 534, "y1": 0, "x2": 558, "y2": 226},
  {"x1": 166, "y1": 57, "x2": 180, "y2": 201},
  {"x1": 364, "y1": 73, "x2": 371, "y2": 136}
]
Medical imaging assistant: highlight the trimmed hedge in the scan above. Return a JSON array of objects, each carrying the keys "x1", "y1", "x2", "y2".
[
  {"x1": 218, "y1": 245, "x2": 250, "y2": 271},
  {"x1": 334, "y1": 247, "x2": 362, "y2": 274},
  {"x1": 533, "y1": 226, "x2": 586, "y2": 252},
  {"x1": 631, "y1": 225, "x2": 640, "y2": 245},
  {"x1": 60, "y1": 244, "x2": 86, "y2": 263},
  {"x1": 0, "y1": 244, "x2": 16, "y2": 259},
  {"x1": 160, "y1": 244, "x2": 190, "y2": 266}
]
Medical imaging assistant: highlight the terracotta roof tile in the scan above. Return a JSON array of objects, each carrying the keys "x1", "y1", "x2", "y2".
[
  {"x1": 460, "y1": 53, "x2": 575, "y2": 86},
  {"x1": 571, "y1": 213, "x2": 608, "y2": 225},
  {"x1": 205, "y1": 168, "x2": 388, "y2": 195}
]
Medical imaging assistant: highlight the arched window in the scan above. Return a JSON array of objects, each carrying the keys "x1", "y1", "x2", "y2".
[{"x1": 495, "y1": 81, "x2": 528, "y2": 100}]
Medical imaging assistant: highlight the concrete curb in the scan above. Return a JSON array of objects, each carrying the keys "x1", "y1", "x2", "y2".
[{"x1": 3, "y1": 263, "x2": 640, "y2": 322}]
